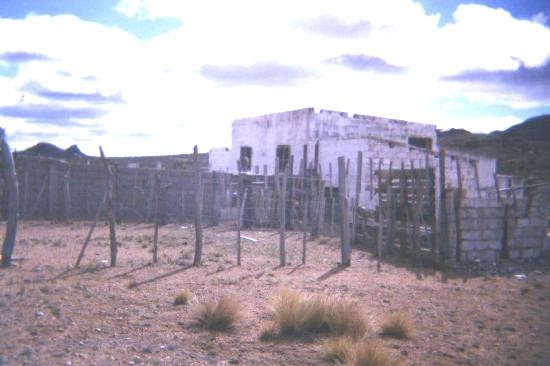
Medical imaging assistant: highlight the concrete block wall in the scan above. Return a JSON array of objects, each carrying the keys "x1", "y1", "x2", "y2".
[{"x1": 452, "y1": 189, "x2": 548, "y2": 262}]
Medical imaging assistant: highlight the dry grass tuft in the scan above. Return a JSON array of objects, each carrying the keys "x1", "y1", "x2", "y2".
[
  {"x1": 173, "y1": 289, "x2": 192, "y2": 305},
  {"x1": 259, "y1": 324, "x2": 278, "y2": 341},
  {"x1": 351, "y1": 341, "x2": 399, "y2": 366},
  {"x1": 324, "y1": 338, "x2": 398, "y2": 366},
  {"x1": 324, "y1": 336, "x2": 355, "y2": 364},
  {"x1": 270, "y1": 288, "x2": 306, "y2": 335},
  {"x1": 269, "y1": 288, "x2": 368, "y2": 338},
  {"x1": 327, "y1": 300, "x2": 369, "y2": 339},
  {"x1": 380, "y1": 313, "x2": 413, "y2": 339},
  {"x1": 193, "y1": 296, "x2": 241, "y2": 331}
]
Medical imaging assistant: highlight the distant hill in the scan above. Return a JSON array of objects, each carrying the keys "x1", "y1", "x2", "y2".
[
  {"x1": 16, "y1": 142, "x2": 88, "y2": 159},
  {"x1": 439, "y1": 115, "x2": 550, "y2": 182}
]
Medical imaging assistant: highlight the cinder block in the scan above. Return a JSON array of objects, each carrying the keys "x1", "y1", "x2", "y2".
[
  {"x1": 521, "y1": 248, "x2": 541, "y2": 258},
  {"x1": 509, "y1": 249, "x2": 521, "y2": 259}
]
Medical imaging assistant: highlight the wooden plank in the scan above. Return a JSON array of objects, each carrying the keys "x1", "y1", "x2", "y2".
[
  {"x1": 338, "y1": 156, "x2": 351, "y2": 267},
  {"x1": 192, "y1": 145, "x2": 203, "y2": 266},
  {"x1": 63, "y1": 166, "x2": 71, "y2": 221},
  {"x1": 329, "y1": 163, "x2": 335, "y2": 237},
  {"x1": 369, "y1": 157, "x2": 374, "y2": 200},
  {"x1": 410, "y1": 160, "x2": 420, "y2": 264},
  {"x1": 472, "y1": 160, "x2": 481, "y2": 198}
]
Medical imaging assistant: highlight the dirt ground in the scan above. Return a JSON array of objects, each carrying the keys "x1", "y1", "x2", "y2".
[{"x1": 1, "y1": 221, "x2": 549, "y2": 366}]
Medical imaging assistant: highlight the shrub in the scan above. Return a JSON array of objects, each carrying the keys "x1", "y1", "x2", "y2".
[
  {"x1": 193, "y1": 296, "x2": 241, "y2": 331},
  {"x1": 380, "y1": 313, "x2": 413, "y2": 339},
  {"x1": 174, "y1": 290, "x2": 192, "y2": 305}
]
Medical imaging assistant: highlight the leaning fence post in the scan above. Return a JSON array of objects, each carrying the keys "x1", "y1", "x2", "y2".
[
  {"x1": 0, "y1": 129, "x2": 18, "y2": 268},
  {"x1": 99, "y1": 147, "x2": 118, "y2": 267}
]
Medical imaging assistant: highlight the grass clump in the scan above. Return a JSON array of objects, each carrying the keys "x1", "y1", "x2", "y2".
[
  {"x1": 324, "y1": 337, "x2": 398, "y2": 366},
  {"x1": 380, "y1": 313, "x2": 413, "y2": 339},
  {"x1": 327, "y1": 300, "x2": 369, "y2": 338},
  {"x1": 173, "y1": 289, "x2": 192, "y2": 305},
  {"x1": 193, "y1": 296, "x2": 241, "y2": 331},
  {"x1": 351, "y1": 341, "x2": 399, "y2": 366},
  {"x1": 269, "y1": 288, "x2": 368, "y2": 338},
  {"x1": 324, "y1": 336, "x2": 355, "y2": 363}
]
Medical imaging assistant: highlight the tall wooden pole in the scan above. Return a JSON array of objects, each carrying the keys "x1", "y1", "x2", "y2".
[
  {"x1": 338, "y1": 157, "x2": 351, "y2": 267},
  {"x1": 99, "y1": 147, "x2": 117, "y2": 267},
  {"x1": 301, "y1": 144, "x2": 308, "y2": 264}
]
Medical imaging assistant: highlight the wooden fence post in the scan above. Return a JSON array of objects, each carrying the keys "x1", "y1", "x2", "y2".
[
  {"x1": 454, "y1": 157, "x2": 463, "y2": 262},
  {"x1": 352, "y1": 152, "x2": 363, "y2": 243},
  {"x1": 301, "y1": 144, "x2": 308, "y2": 264},
  {"x1": 437, "y1": 150, "x2": 449, "y2": 262},
  {"x1": 193, "y1": 145, "x2": 203, "y2": 266},
  {"x1": 63, "y1": 166, "x2": 71, "y2": 221},
  {"x1": 0, "y1": 130, "x2": 18, "y2": 268},
  {"x1": 376, "y1": 159, "x2": 383, "y2": 271},
  {"x1": 278, "y1": 170, "x2": 287, "y2": 266},
  {"x1": 99, "y1": 147, "x2": 118, "y2": 267},
  {"x1": 338, "y1": 157, "x2": 351, "y2": 267},
  {"x1": 152, "y1": 173, "x2": 160, "y2": 264},
  {"x1": 386, "y1": 161, "x2": 395, "y2": 252},
  {"x1": 236, "y1": 161, "x2": 243, "y2": 266}
]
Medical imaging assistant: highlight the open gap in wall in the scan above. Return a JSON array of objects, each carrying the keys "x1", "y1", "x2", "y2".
[
  {"x1": 240, "y1": 146, "x2": 252, "y2": 171},
  {"x1": 408, "y1": 137, "x2": 432, "y2": 150},
  {"x1": 276, "y1": 145, "x2": 290, "y2": 172}
]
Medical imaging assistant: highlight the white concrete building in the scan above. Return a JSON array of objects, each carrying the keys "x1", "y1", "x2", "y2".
[{"x1": 209, "y1": 107, "x2": 497, "y2": 210}]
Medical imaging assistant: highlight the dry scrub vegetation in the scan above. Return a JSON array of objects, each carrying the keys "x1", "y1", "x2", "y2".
[{"x1": 0, "y1": 221, "x2": 549, "y2": 365}]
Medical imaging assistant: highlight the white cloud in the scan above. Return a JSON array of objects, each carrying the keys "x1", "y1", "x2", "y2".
[{"x1": 0, "y1": 1, "x2": 549, "y2": 156}]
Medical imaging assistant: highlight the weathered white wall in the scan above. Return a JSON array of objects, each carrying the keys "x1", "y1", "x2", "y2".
[
  {"x1": 313, "y1": 110, "x2": 438, "y2": 146},
  {"x1": 443, "y1": 150, "x2": 497, "y2": 198},
  {"x1": 229, "y1": 108, "x2": 314, "y2": 175},
  {"x1": 209, "y1": 147, "x2": 232, "y2": 172}
]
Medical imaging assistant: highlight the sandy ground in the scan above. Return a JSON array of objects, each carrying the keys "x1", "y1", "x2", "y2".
[{"x1": 0, "y1": 220, "x2": 549, "y2": 366}]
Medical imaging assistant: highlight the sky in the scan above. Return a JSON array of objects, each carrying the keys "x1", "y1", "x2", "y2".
[{"x1": 0, "y1": 0, "x2": 549, "y2": 156}]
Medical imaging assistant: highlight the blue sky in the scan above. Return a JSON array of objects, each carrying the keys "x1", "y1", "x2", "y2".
[{"x1": 0, "y1": 0, "x2": 549, "y2": 156}]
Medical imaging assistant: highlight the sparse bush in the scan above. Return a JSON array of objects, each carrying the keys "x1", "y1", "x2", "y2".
[
  {"x1": 194, "y1": 296, "x2": 241, "y2": 331},
  {"x1": 380, "y1": 313, "x2": 413, "y2": 339},
  {"x1": 174, "y1": 290, "x2": 192, "y2": 305}
]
